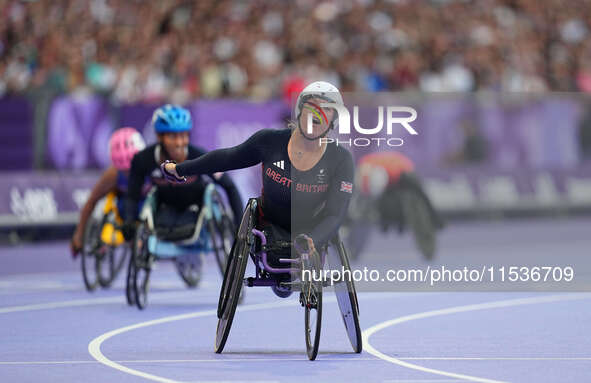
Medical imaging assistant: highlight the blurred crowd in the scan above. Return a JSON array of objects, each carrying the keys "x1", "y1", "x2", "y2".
[{"x1": 2, "y1": 0, "x2": 591, "y2": 103}]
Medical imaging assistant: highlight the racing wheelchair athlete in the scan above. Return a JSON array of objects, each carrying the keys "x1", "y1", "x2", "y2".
[
  {"x1": 123, "y1": 105, "x2": 243, "y2": 309},
  {"x1": 71, "y1": 127, "x2": 146, "y2": 291},
  {"x1": 344, "y1": 151, "x2": 445, "y2": 260},
  {"x1": 161, "y1": 82, "x2": 362, "y2": 360}
]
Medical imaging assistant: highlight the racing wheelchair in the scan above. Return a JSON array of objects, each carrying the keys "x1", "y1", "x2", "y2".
[
  {"x1": 215, "y1": 198, "x2": 362, "y2": 361},
  {"x1": 81, "y1": 192, "x2": 130, "y2": 292},
  {"x1": 126, "y1": 182, "x2": 235, "y2": 310},
  {"x1": 343, "y1": 172, "x2": 442, "y2": 261}
]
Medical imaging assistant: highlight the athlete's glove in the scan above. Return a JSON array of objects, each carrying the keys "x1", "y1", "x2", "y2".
[
  {"x1": 294, "y1": 233, "x2": 316, "y2": 255},
  {"x1": 160, "y1": 160, "x2": 186, "y2": 183}
]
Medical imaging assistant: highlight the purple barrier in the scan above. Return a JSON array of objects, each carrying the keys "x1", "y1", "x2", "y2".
[
  {"x1": 341, "y1": 95, "x2": 582, "y2": 171},
  {"x1": 2, "y1": 166, "x2": 591, "y2": 227},
  {"x1": 44, "y1": 95, "x2": 584, "y2": 171},
  {"x1": 119, "y1": 103, "x2": 160, "y2": 145},
  {"x1": 420, "y1": 165, "x2": 591, "y2": 211},
  {"x1": 0, "y1": 97, "x2": 33, "y2": 170},
  {"x1": 2, "y1": 94, "x2": 585, "y2": 227},
  {"x1": 0, "y1": 171, "x2": 99, "y2": 226},
  {"x1": 47, "y1": 95, "x2": 114, "y2": 169}
]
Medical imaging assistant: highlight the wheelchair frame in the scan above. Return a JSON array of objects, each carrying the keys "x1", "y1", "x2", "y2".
[
  {"x1": 215, "y1": 198, "x2": 362, "y2": 361},
  {"x1": 126, "y1": 182, "x2": 235, "y2": 310}
]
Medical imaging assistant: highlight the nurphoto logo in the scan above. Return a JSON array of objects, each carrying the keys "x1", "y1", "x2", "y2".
[{"x1": 307, "y1": 103, "x2": 418, "y2": 147}]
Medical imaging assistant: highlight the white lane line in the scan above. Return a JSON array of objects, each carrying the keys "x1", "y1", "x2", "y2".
[
  {"x1": 0, "y1": 296, "x2": 123, "y2": 314},
  {"x1": 4, "y1": 356, "x2": 591, "y2": 366},
  {"x1": 0, "y1": 290, "x2": 215, "y2": 314},
  {"x1": 399, "y1": 357, "x2": 591, "y2": 361},
  {"x1": 0, "y1": 281, "x2": 69, "y2": 289},
  {"x1": 88, "y1": 300, "x2": 298, "y2": 383},
  {"x1": 382, "y1": 380, "x2": 468, "y2": 383},
  {"x1": 363, "y1": 293, "x2": 591, "y2": 383},
  {"x1": 0, "y1": 361, "x2": 99, "y2": 365},
  {"x1": 0, "y1": 357, "x2": 591, "y2": 368},
  {"x1": 0, "y1": 279, "x2": 209, "y2": 294},
  {"x1": 87, "y1": 293, "x2": 408, "y2": 383},
  {"x1": 0, "y1": 357, "x2": 380, "y2": 365},
  {"x1": 0, "y1": 275, "x2": 290, "y2": 313},
  {"x1": 183, "y1": 381, "x2": 279, "y2": 383}
]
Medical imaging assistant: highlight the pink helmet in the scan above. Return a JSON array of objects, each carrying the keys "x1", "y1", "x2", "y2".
[{"x1": 109, "y1": 127, "x2": 146, "y2": 170}]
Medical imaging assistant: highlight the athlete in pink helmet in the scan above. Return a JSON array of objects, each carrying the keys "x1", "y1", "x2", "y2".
[
  {"x1": 109, "y1": 127, "x2": 146, "y2": 171},
  {"x1": 70, "y1": 127, "x2": 147, "y2": 256}
]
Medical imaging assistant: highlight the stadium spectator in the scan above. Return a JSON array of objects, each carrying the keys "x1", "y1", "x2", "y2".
[{"x1": 2, "y1": 0, "x2": 591, "y2": 100}]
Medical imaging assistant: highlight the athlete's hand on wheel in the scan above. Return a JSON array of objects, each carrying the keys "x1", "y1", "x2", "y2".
[
  {"x1": 70, "y1": 236, "x2": 82, "y2": 259},
  {"x1": 160, "y1": 160, "x2": 186, "y2": 183},
  {"x1": 294, "y1": 234, "x2": 316, "y2": 255}
]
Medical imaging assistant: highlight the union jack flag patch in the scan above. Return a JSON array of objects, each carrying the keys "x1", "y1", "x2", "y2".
[{"x1": 340, "y1": 181, "x2": 353, "y2": 193}]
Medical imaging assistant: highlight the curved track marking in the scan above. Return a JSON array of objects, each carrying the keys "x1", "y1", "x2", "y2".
[
  {"x1": 88, "y1": 299, "x2": 300, "y2": 383},
  {"x1": 88, "y1": 293, "x2": 407, "y2": 382},
  {"x1": 4, "y1": 356, "x2": 591, "y2": 366},
  {"x1": 362, "y1": 293, "x2": 591, "y2": 383}
]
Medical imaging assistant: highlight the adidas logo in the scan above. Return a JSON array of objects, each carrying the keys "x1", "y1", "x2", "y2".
[{"x1": 273, "y1": 160, "x2": 285, "y2": 170}]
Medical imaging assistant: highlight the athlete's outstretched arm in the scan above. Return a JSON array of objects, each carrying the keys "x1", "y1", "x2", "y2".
[
  {"x1": 307, "y1": 149, "x2": 355, "y2": 246},
  {"x1": 175, "y1": 129, "x2": 269, "y2": 177},
  {"x1": 191, "y1": 147, "x2": 245, "y2": 226}
]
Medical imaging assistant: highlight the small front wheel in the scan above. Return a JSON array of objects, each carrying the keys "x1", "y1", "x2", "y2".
[
  {"x1": 125, "y1": 247, "x2": 136, "y2": 306},
  {"x1": 133, "y1": 221, "x2": 152, "y2": 310},
  {"x1": 175, "y1": 253, "x2": 202, "y2": 288}
]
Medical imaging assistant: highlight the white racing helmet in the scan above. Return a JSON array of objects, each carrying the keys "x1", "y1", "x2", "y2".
[{"x1": 294, "y1": 81, "x2": 343, "y2": 139}]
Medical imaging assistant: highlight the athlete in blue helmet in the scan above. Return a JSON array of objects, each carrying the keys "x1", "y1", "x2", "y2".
[{"x1": 122, "y1": 104, "x2": 243, "y2": 240}]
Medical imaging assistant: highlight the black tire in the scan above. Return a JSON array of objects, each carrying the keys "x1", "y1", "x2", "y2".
[
  {"x1": 302, "y1": 250, "x2": 323, "y2": 361},
  {"x1": 217, "y1": 238, "x2": 237, "y2": 319},
  {"x1": 402, "y1": 191, "x2": 436, "y2": 260},
  {"x1": 174, "y1": 253, "x2": 202, "y2": 288},
  {"x1": 209, "y1": 189, "x2": 235, "y2": 276},
  {"x1": 97, "y1": 247, "x2": 114, "y2": 288},
  {"x1": 125, "y1": 247, "x2": 136, "y2": 306},
  {"x1": 209, "y1": 215, "x2": 235, "y2": 278},
  {"x1": 96, "y1": 212, "x2": 129, "y2": 288},
  {"x1": 214, "y1": 198, "x2": 255, "y2": 353},
  {"x1": 98, "y1": 244, "x2": 129, "y2": 288},
  {"x1": 133, "y1": 221, "x2": 152, "y2": 310},
  {"x1": 81, "y1": 217, "x2": 102, "y2": 292},
  {"x1": 214, "y1": 234, "x2": 249, "y2": 353},
  {"x1": 327, "y1": 239, "x2": 362, "y2": 353}
]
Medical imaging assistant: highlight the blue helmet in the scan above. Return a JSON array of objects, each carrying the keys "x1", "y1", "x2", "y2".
[{"x1": 152, "y1": 104, "x2": 192, "y2": 133}]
